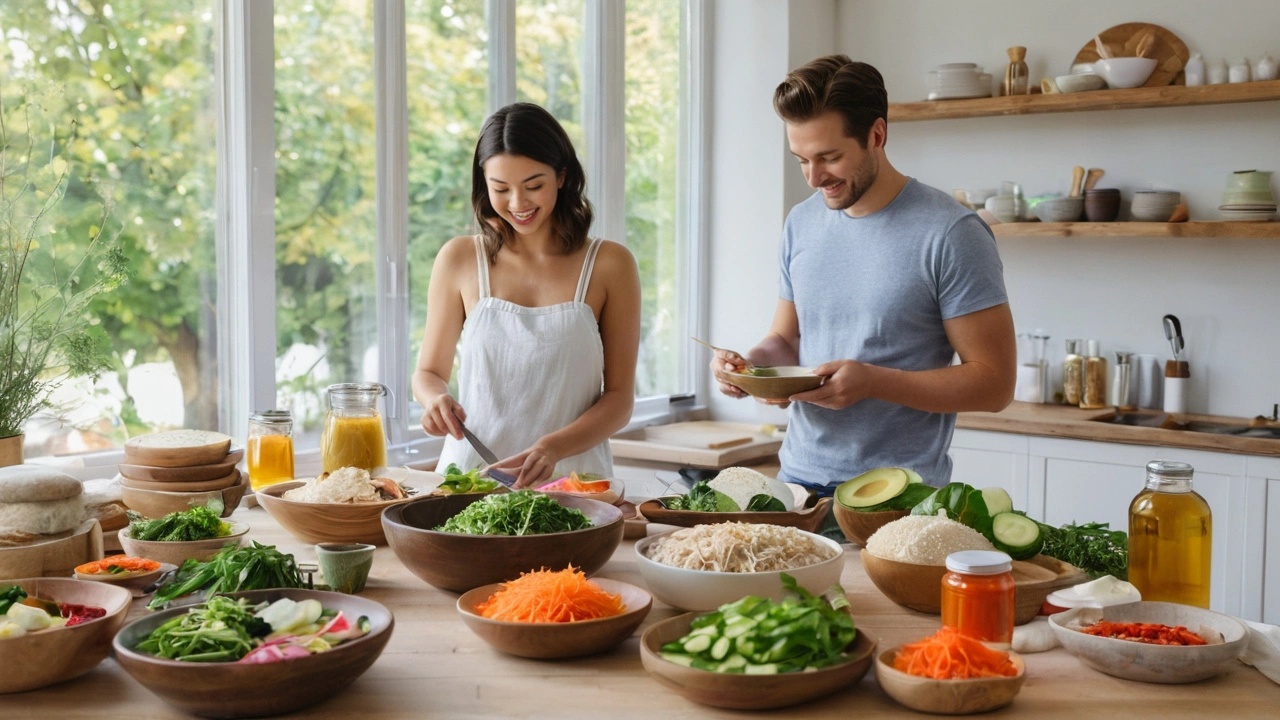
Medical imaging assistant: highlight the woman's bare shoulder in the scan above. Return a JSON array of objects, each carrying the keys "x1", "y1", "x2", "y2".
[{"x1": 592, "y1": 238, "x2": 638, "y2": 274}]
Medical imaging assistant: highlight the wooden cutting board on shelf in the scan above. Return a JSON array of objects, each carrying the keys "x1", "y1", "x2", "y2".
[
  {"x1": 1073, "y1": 22, "x2": 1190, "y2": 87},
  {"x1": 609, "y1": 421, "x2": 783, "y2": 469}
]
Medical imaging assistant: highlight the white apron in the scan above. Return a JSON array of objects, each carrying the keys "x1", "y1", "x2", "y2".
[{"x1": 435, "y1": 236, "x2": 613, "y2": 479}]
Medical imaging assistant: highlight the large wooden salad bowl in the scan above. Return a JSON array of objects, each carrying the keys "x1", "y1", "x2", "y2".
[
  {"x1": 382, "y1": 493, "x2": 624, "y2": 593},
  {"x1": 256, "y1": 480, "x2": 418, "y2": 546},
  {"x1": 640, "y1": 612, "x2": 877, "y2": 709},
  {"x1": 638, "y1": 496, "x2": 833, "y2": 534},
  {"x1": 0, "y1": 577, "x2": 132, "y2": 694},
  {"x1": 112, "y1": 588, "x2": 394, "y2": 719}
]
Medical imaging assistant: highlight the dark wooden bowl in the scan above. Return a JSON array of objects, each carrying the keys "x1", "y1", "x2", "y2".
[
  {"x1": 638, "y1": 496, "x2": 833, "y2": 534},
  {"x1": 112, "y1": 588, "x2": 393, "y2": 719},
  {"x1": 0, "y1": 578, "x2": 132, "y2": 694},
  {"x1": 456, "y1": 578, "x2": 651, "y2": 659},
  {"x1": 639, "y1": 612, "x2": 877, "y2": 710},
  {"x1": 382, "y1": 493, "x2": 624, "y2": 593},
  {"x1": 256, "y1": 480, "x2": 418, "y2": 546},
  {"x1": 831, "y1": 504, "x2": 910, "y2": 547}
]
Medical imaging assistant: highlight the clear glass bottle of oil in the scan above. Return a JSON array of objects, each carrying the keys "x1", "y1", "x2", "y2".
[{"x1": 1128, "y1": 460, "x2": 1212, "y2": 608}]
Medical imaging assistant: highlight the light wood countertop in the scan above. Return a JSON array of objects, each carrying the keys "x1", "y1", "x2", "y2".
[
  {"x1": 958, "y1": 401, "x2": 1280, "y2": 458},
  {"x1": 11, "y1": 505, "x2": 1279, "y2": 718}
]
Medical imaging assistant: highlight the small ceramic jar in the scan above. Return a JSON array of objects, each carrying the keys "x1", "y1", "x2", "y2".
[
  {"x1": 1254, "y1": 55, "x2": 1278, "y2": 82},
  {"x1": 1184, "y1": 52, "x2": 1205, "y2": 86},
  {"x1": 1207, "y1": 58, "x2": 1228, "y2": 85},
  {"x1": 1229, "y1": 58, "x2": 1251, "y2": 83}
]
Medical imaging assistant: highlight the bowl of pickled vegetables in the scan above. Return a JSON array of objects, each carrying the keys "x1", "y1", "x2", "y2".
[{"x1": 113, "y1": 588, "x2": 393, "y2": 718}]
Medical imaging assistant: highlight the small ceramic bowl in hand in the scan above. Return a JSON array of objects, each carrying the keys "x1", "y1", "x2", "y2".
[
  {"x1": 1093, "y1": 58, "x2": 1157, "y2": 89},
  {"x1": 721, "y1": 367, "x2": 823, "y2": 401}
]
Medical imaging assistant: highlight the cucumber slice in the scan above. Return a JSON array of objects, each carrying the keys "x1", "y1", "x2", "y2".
[
  {"x1": 835, "y1": 468, "x2": 909, "y2": 509},
  {"x1": 745, "y1": 663, "x2": 779, "y2": 675},
  {"x1": 710, "y1": 636, "x2": 732, "y2": 661},
  {"x1": 991, "y1": 512, "x2": 1043, "y2": 560},
  {"x1": 981, "y1": 487, "x2": 1014, "y2": 516},
  {"x1": 682, "y1": 634, "x2": 712, "y2": 653},
  {"x1": 718, "y1": 654, "x2": 748, "y2": 672},
  {"x1": 661, "y1": 652, "x2": 695, "y2": 667}
]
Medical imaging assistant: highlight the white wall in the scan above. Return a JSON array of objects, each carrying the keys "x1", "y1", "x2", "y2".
[{"x1": 707, "y1": 0, "x2": 1280, "y2": 420}]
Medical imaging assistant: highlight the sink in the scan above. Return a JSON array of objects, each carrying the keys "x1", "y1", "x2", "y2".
[{"x1": 1090, "y1": 412, "x2": 1280, "y2": 440}]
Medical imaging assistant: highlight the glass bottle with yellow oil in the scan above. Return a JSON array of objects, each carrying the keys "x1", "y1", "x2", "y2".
[{"x1": 1128, "y1": 460, "x2": 1212, "y2": 608}]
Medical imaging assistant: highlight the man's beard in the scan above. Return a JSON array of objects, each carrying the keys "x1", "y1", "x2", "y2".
[{"x1": 821, "y1": 154, "x2": 878, "y2": 210}]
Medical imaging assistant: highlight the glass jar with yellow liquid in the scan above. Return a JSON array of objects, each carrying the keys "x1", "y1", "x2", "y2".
[
  {"x1": 1128, "y1": 460, "x2": 1212, "y2": 608},
  {"x1": 320, "y1": 383, "x2": 388, "y2": 472},
  {"x1": 247, "y1": 410, "x2": 295, "y2": 491}
]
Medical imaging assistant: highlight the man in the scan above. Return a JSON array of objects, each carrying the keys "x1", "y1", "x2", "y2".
[{"x1": 713, "y1": 55, "x2": 1015, "y2": 493}]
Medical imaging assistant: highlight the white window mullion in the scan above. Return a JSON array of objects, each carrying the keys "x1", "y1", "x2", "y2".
[
  {"x1": 375, "y1": 0, "x2": 410, "y2": 447},
  {"x1": 680, "y1": 0, "x2": 711, "y2": 401},
  {"x1": 583, "y1": 0, "x2": 625, "y2": 244},
  {"x1": 486, "y1": 0, "x2": 516, "y2": 112},
  {"x1": 216, "y1": 0, "x2": 276, "y2": 441}
]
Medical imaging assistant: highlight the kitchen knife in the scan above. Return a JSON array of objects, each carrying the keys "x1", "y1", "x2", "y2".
[{"x1": 460, "y1": 424, "x2": 518, "y2": 488}]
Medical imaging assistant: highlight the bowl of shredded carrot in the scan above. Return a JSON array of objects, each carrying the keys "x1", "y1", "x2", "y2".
[
  {"x1": 875, "y1": 627, "x2": 1025, "y2": 715},
  {"x1": 455, "y1": 567, "x2": 652, "y2": 659}
]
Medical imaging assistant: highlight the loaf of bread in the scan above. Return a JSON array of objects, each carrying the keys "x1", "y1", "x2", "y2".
[
  {"x1": 0, "y1": 465, "x2": 86, "y2": 536},
  {"x1": 124, "y1": 430, "x2": 232, "y2": 468}
]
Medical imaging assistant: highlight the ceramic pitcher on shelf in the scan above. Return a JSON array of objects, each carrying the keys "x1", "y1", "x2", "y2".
[{"x1": 1254, "y1": 55, "x2": 1278, "y2": 82}]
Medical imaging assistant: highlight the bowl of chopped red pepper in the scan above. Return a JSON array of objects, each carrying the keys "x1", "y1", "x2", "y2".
[
  {"x1": 0, "y1": 577, "x2": 132, "y2": 693},
  {"x1": 1049, "y1": 601, "x2": 1250, "y2": 684}
]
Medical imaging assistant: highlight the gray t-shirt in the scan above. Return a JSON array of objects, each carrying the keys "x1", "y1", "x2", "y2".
[{"x1": 777, "y1": 178, "x2": 1007, "y2": 488}]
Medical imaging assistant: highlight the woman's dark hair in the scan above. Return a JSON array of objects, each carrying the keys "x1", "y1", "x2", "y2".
[
  {"x1": 773, "y1": 55, "x2": 887, "y2": 147},
  {"x1": 471, "y1": 103, "x2": 592, "y2": 263}
]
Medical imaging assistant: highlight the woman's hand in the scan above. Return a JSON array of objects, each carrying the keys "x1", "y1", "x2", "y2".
[
  {"x1": 420, "y1": 395, "x2": 466, "y2": 439},
  {"x1": 711, "y1": 348, "x2": 749, "y2": 398},
  {"x1": 490, "y1": 442, "x2": 561, "y2": 489}
]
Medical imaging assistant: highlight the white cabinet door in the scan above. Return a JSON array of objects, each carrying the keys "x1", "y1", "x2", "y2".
[
  {"x1": 949, "y1": 430, "x2": 1030, "y2": 512},
  {"x1": 1266, "y1": 477, "x2": 1280, "y2": 624}
]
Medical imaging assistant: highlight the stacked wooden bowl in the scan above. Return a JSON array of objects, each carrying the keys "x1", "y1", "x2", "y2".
[{"x1": 118, "y1": 430, "x2": 248, "y2": 519}]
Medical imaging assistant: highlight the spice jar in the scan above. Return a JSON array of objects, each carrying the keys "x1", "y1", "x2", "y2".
[
  {"x1": 1128, "y1": 461, "x2": 1212, "y2": 608},
  {"x1": 1062, "y1": 339, "x2": 1083, "y2": 406},
  {"x1": 1079, "y1": 339, "x2": 1108, "y2": 409},
  {"x1": 941, "y1": 550, "x2": 1016, "y2": 647},
  {"x1": 247, "y1": 410, "x2": 295, "y2": 491},
  {"x1": 1002, "y1": 46, "x2": 1029, "y2": 96}
]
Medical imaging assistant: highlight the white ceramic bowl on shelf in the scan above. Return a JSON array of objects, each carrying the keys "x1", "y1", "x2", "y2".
[{"x1": 1093, "y1": 58, "x2": 1158, "y2": 89}]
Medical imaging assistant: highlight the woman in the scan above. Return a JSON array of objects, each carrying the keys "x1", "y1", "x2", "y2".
[{"x1": 413, "y1": 103, "x2": 641, "y2": 488}]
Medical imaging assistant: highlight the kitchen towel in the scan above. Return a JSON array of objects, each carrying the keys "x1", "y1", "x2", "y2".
[{"x1": 1240, "y1": 620, "x2": 1280, "y2": 685}]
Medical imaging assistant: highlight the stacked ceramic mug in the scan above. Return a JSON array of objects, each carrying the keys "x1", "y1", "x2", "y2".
[{"x1": 1220, "y1": 170, "x2": 1276, "y2": 222}]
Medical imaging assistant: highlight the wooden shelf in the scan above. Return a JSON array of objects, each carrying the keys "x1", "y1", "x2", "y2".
[
  {"x1": 890, "y1": 79, "x2": 1280, "y2": 122},
  {"x1": 991, "y1": 221, "x2": 1280, "y2": 239}
]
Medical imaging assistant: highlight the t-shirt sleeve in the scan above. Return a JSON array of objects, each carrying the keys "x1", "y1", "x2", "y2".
[
  {"x1": 936, "y1": 213, "x2": 1008, "y2": 320},
  {"x1": 778, "y1": 215, "x2": 795, "y2": 302}
]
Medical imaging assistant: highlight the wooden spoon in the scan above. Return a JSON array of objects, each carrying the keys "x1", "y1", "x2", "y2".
[
  {"x1": 1070, "y1": 166, "x2": 1085, "y2": 198},
  {"x1": 1084, "y1": 168, "x2": 1105, "y2": 192}
]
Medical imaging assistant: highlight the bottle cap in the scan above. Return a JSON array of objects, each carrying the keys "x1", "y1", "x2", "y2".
[
  {"x1": 946, "y1": 550, "x2": 1013, "y2": 575},
  {"x1": 1086, "y1": 339, "x2": 1100, "y2": 357},
  {"x1": 1146, "y1": 460, "x2": 1193, "y2": 479}
]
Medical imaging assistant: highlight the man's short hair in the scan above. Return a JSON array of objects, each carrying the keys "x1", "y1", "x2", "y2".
[{"x1": 773, "y1": 55, "x2": 888, "y2": 147}]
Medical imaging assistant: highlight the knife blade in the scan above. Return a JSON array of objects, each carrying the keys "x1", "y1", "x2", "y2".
[{"x1": 460, "y1": 425, "x2": 519, "y2": 488}]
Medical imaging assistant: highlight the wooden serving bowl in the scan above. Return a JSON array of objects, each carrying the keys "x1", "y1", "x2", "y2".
[
  {"x1": 382, "y1": 493, "x2": 624, "y2": 593},
  {"x1": 875, "y1": 647, "x2": 1025, "y2": 714},
  {"x1": 118, "y1": 522, "x2": 249, "y2": 567},
  {"x1": 0, "y1": 519, "x2": 103, "y2": 581},
  {"x1": 721, "y1": 366, "x2": 823, "y2": 400},
  {"x1": 0, "y1": 577, "x2": 132, "y2": 694},
  {"x1": 120, "y1": 469, "x2": 248, "y2": 519},
  {"x1": 118, "y1": 451, "x2": 243, "y2": 483},
  {"x1": 456, "y1": 578, "x2": 651, "y2": 659},
  {"x1": 639, "y1": 612, "x2": 877, "y2": 710},
  {"x1": 256, "y1": 480, "x2": 418, "y2": 546},
  {"x1": 832, "y1": 504, "x2": 910, "y2": 547},
  {"x1": 113, "y1": 588, "x2": 393, "y2": 718},
  {"x1": 638, "y1": 496, "x2": 833, "y2": 534},
  {"x1": 860, "y1": 550, "x2": 1088, "y2": 624}
]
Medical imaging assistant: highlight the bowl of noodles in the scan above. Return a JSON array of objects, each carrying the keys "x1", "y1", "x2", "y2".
[{"x1": 633, "y1": 523, "x2": 845, "y2": 611}]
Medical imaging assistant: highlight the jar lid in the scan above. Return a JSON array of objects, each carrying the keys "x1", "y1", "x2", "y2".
[
  {"x1": 945, "y1": 550, "x2": 1013, "y2": 575},
  {"x1": 1146, "y1": 460, "x2": 1193, "y2": 478},
  {"x1": 250, "y1": 409, "x2": 292, "y2": 424}
]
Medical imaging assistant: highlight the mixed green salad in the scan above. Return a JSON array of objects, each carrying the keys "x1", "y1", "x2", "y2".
[
  {"x1": 663, "y1": 481, "x2": 785, "y2": 513},
  {"x1": 148, "y1": 541, "x2": 307, "y2": 610},
  {"x1": 435, "y1": 490, "x2": 591, "y2": 536},
  {"x1": 127, "y1": 501, "x2": 231, "y2": 543}
]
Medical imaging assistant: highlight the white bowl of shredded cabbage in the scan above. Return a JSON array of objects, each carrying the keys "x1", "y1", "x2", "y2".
[{"x1": 634, "y1": 523, "x2": 845, "y2": 611}]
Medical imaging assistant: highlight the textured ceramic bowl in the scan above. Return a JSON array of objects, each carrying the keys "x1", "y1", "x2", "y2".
[
  {"x1": 1094, "y1": 57, "x2": 1157, "y2": 88},
  {"x1": 640, "y1": 613, "x2": 877, "y2": 710},
  {"x1": 831, "y1": 504, "x2": 909, "y2": 547},
  {"x1": 382, "y1": 493, "x2": 624, "y2": 593},
  {"x1": 1034, "y1": 196, "x2": 1085, "y2": 223},
  {"x1": 1049, "y1": 601, "x2": 1249, "y2": 684},
  {"x1": 1085, "y1": 189, "x2": 1122, "y2": 222},
  {"x1": 1130, "y1": 191, "x2": 1181, "y2": 222},
  {"x1": 257, "y1": 480, "x2": 418, "y2": 546},
  {"x1": 721, "y1": 366, "x2": 823, "y2": 400},
  {"x1": 113, "y1": 588, "x2": 394, "y2": 718},
  {"x1": 117, "y1": 522, "x2": 249, "y2": 566},
  {"x1": 1055, "y1": 73, "x2": 1106, "y2": 93},
  {"x1": 875, "y1": 647, "x2": 1025, "y2": 714},
  {"x1": 634, "y1": 529, "x2": 844, "y2": 611},
  {"x1": 984, "y1": 194, "x2": 1027, "y2": 223},
  {"x1": 456, "y1": 578, "x2": 652, "y2": 659},
  {"x1": 0, "y1": 577, "x2": 132, "y2": 694}
]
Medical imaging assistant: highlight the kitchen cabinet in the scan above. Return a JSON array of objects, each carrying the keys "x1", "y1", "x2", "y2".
[{"x1": 1255, "y1": 456, "x2": 1280, "y2": 624}]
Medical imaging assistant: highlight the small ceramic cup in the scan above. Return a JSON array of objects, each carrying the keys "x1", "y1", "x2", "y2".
[{"x1": 315, "y1": 543, "x2": 375, "y2": 594}]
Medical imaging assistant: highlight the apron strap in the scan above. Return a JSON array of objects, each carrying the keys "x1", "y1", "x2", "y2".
[
  {"x1": 573, "y1": 237, "x2": 603, "y2": 304},
  {"x1": 473, "y1": 235, "x2": 491, "y2": 299}
]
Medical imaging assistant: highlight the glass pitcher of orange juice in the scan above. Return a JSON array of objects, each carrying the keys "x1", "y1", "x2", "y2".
[
  {"x1": 247, "y1": 410, "x2": 295, "y2": 491},
  {"x1": 320, "y1": 383, "x2": 389, "y2": 472}
]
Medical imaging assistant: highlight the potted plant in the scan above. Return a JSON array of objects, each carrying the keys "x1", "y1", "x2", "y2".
[{"x1": 1, "y1": 91, "x2": 129, "y2": 466}]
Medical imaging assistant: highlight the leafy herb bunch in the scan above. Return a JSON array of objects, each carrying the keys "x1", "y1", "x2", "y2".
[{"x1": 1, "y1": 89, "x2": 130, "y2": 439}]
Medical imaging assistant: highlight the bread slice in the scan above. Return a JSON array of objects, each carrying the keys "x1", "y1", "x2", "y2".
[
  {"x1": 0, "y1": 466, "x2": 84, "y2": 503},
  {"x1": 124, "y1": 430, "x2": 232, "y2": 468}
]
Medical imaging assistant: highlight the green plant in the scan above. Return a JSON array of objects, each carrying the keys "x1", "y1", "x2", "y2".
[{"x1": 0, "y1": 90, "x2": 130, "y2": 439}]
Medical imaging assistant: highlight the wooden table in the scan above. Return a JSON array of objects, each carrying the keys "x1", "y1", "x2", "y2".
[{"x1": 14, "y1": 506, "x2": 1280, "y2": 718}]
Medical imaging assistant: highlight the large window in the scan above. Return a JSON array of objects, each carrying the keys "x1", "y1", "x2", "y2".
[
  {"x1": 517, "y1": 0, "x2": 585, "y2": 159},
  {"x1": 3, "y1": 1, "x2": 218, "y2": 458}
]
